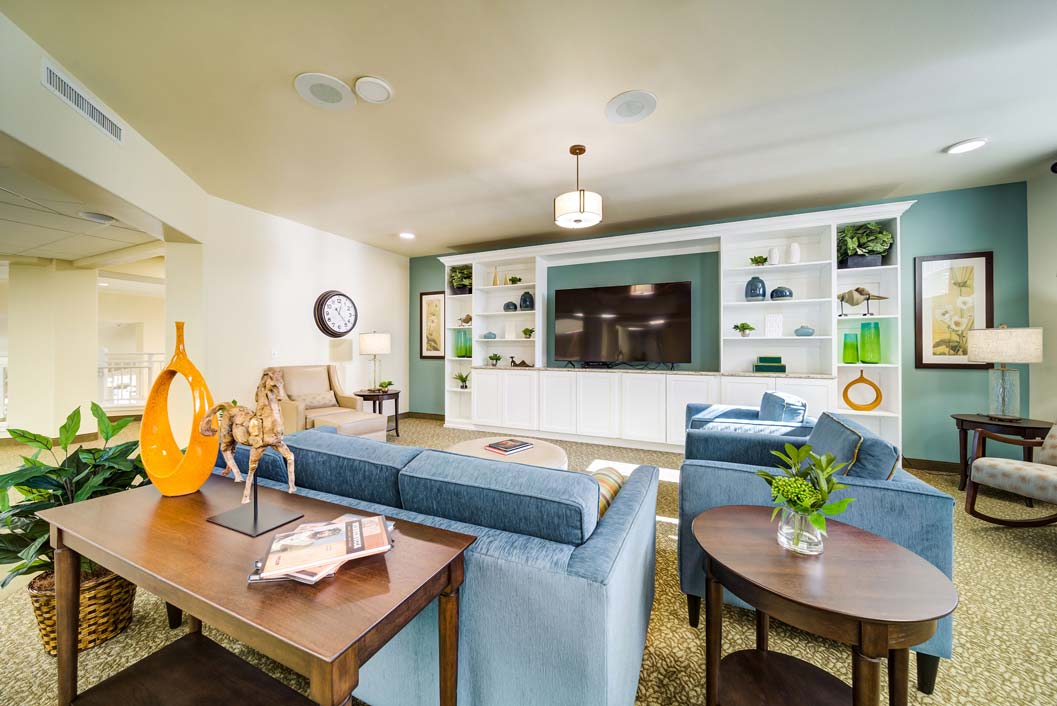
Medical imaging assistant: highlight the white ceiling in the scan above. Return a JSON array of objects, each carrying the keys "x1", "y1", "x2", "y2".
[{"x1": 2, "y1": 1, "x2": 1056, "y2": 256}]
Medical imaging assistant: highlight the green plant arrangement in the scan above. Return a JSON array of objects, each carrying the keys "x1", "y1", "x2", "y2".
[
  {"x1": 732, "y1": 322, "x2": 755, "y2": 337},
  {"x1": 837, "y1": 222, "x2": 893, "y2": 263},
  {"x1": 508, "y1": 276, "x2": 522, "y2": 285},
  {"x1": 377, "y1": 380, "x2": 393, "y2": 391},
  {"x1": 756, "y1": 443, "x2": 855, "y2": 555},
  {"x1": 522, "y1": 327, "x2": 535, "y2": 339},
  {"x1": 488, "y1": 353, "x2": 502, "y2": 367},
  {"x1": 448, "y1": 265, "x2": 473, "y2": 294},
  {"x1": 453, "y1": 371, "x2": 471, "y2": 389},
  {"x1": 749, "y1": 255, "x2": 768, "y2": 266}
]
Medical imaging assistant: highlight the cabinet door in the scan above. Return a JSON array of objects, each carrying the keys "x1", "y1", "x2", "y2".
[
  {"x1": 666, "y1": 375, "x2": 721, "y2": 446},
  {"x1": 774, "y1": 378, "x2": 837, "y2": 419},
  {"x1": 576, "y1": 373, "x2": 621, "y2": 437},
  {"x1": 620, "y1": 374, "x2": 667, "y2": 442},
  {"x1": 501, "y1": 370, "x2": 539, "y2": 430},
  {"x1": 720, "y1": 376, "x2": 776, "y2": 407},
  {"x1": 539, "y1": 371, "x2": 577, "y2": 433},
  {"x1": 471, "y1": 369, "x2": 503, "y2": 426}
]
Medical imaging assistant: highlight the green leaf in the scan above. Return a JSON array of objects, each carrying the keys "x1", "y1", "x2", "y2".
[
  {"x1": 74, "y1": 471, "x2": 113, "y2": 502},
  {"x1": 820, "y1": 497, "x2": 856, "y2": 516},
  {"x1": 6, "y1": 428, "x2": 52, "y2": 451},
  {"x1": 0, "y1": 466, "x2": 54, "y2": 490},
  {"x1": 108, "y1": 416, "x2": 134, "y2": 439},
  {"x1": 90, "y1": 402, "x2": 113, "y2": 441},
  {"x1": 58, "y1": 407, "x2": 82, "y2": 451},
  {"x1": 808, "y1": 512, "x2": 828, "y2": 535},
  {"x1": 17, "y1": 533, "x2": 49, "y2": 563},
  {"x1": 770, "y1": 505, "x2": 782, "y2": 522}
]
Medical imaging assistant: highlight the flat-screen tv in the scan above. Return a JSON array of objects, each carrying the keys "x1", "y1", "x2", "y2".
[{"x1": 554, "y1": 281, "x2": 692, "y2": 364}]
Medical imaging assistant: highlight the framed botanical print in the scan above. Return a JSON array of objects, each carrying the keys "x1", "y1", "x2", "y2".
[
  {"x1": 914, "y1": 251, "x2": 994, "y2": 368},
  {"x1": 419, "y1": 291, "x2": 445, "y2": 359}
]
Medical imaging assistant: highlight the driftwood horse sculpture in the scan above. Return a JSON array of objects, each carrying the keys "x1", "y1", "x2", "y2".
[{"x1": 200, "y1": 368, "x2": 295, "y2": 503}]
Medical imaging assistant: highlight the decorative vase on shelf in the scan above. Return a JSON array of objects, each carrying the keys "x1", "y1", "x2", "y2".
[
  {"x1": 787, "y1": 242, "x2": 801, "y2": 264},
  {"x1": 795, "y1": 324, "x2": 815, "y2": 337},
  {"x1": 503, "y1": 301, "x2": 517, "y2": 312},
  {"x1": 492, "y1": 268, "x2": 499, "y2": 286},
  {"x1": 767, "y1": 246, "x2": 781, "y2": 266},
  {"x1": 860, "y1": 321, "x2": 881, "y2": 363},
  {"x1": 842, "y1": 333, "x2": 860, "y2": 363},
  {"x1": 482, "y1": 331, "x2": 497, "y2": 340},
  {"x1": 520, "y1": 291, "x2": 535, "y2": 311},
  {"x1": 770, "y1": 286, "x2": 793, "y2": 300},
  {"x1": 745, "y1": 276, "x2": 767, "y2": 302},
  {"x1": 454, "y1": 328, "x2": 472, "y2": 358},
  {"x1": 777, "y1": 508, "x2": 824, "y2": 555}
]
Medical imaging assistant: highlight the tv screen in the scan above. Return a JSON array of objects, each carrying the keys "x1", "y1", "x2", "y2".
[{"x1": 554, "y1": 281, "x2": 692, "y2": 364}]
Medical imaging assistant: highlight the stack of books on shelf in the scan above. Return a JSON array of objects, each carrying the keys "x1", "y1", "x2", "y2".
[
  {"x1": 484, "y1": 438, "x2": 534, "y2": 456},
  {"x1": 248, "y1": 514, "x2": 394, "y2": 585},
  {"x1": 753, "y1": 356, "x2": 787, "y2": 373}
]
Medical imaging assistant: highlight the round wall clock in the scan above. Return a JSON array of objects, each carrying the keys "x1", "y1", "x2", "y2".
[{"x1": 313, "y1": 290, "x2": 358, "y2": 338}]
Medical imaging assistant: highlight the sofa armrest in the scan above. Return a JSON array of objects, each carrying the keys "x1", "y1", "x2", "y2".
[
  {"x1": 279, "y1": 398, "x2": 306, "y2": 432},
  {"x1": 685, "y1": 403, "x2": 758, "y2": 428},
  {"x1": 684, "y1": 428, "x2": 793, "y2": 465},
  {"x1": 335, "y1": 393, "x2": 364, "y2": 411}
]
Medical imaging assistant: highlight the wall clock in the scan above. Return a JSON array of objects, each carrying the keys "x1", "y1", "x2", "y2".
[{"x1": 313, "y1": 290, "x2": 358, "y2": 338}]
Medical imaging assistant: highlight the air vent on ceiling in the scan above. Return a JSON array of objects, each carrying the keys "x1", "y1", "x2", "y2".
[{"x1": 40, "y1": 60, "x2": 123, "y2": 143}]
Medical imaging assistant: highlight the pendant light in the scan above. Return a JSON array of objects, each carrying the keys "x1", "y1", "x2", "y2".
[{"x1": 554, "y1": 144, "x2": 603, "y2": 229}]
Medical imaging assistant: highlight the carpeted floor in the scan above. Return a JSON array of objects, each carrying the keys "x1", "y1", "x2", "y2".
[{"x1": 1, "y1": 418, "x2": 1055, "y2": 705}]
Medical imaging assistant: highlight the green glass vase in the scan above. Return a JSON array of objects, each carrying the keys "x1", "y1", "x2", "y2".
[
  {"x1": 860, "y1": 322, "x2": 881, "y2": 364},
  {"x1": 842, "y1": 333, "x2": 859, "y2": 364},
  {"x1": 455, "y1": 329, "x2": 472, "y2": 358}
]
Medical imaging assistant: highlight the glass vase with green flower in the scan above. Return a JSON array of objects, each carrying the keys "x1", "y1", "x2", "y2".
[{"x1": 756, "y1": 443, "x2": 856, "y2": 555}]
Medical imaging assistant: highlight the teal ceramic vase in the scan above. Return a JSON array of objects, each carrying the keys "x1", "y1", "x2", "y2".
[{"x1": 745, "y1": 276, "x2": 766, "y2": 301}]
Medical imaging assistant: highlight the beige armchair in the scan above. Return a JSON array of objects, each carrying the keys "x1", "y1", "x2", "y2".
[{"x1": 269, "y1": 365, "x2": 387, "y2": 441}]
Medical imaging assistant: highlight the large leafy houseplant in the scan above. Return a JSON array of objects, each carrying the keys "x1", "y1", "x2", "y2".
[
  {"x1": 448, "y1": 264, "x2": 473, "y2": 294},
  {"x1": 837, "y1": 222, "x2": 893, "y2": 263},
  {"x1": 1, "y1": 404, "x2": 147, "y2": 588}
]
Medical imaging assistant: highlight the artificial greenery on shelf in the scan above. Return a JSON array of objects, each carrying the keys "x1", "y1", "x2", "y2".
[
  {"x1": 756, "y1": 443, "x2": 855, "y2": 535},
  {"x1": 508, "y1": 276, "x2": 522, "y2": 285},
  {"x1": 749, "y1": 255, "x2": 768, "y2": 266},
  {"x1": 448, "y1": 265, "x2": 473, "y2": 292},
  {"x1": 453, "y1": 371, "x2": 471, "y2": 388},
  {"x1": 0, "y1": 404, "x2": 147, "y2": 588},
  {"x1": 837, "y1": 222, "x2": 893, "y2": 261},
  {"x1": 732, "y1": 322, "x2": 755, "y2": 335},
  {"x1": 522, "y1": 327, "x2": 535, "y2": 339}
]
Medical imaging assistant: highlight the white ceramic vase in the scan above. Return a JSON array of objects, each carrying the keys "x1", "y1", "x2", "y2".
[
  {"x1": 787, "y1": 242, "x2": 801, "y2": 264},
  {"x1": 767, "y1": 246, "x2": 781, "y2": 265}
]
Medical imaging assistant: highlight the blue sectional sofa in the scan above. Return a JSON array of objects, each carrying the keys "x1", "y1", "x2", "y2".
[
  {"x1": 217, "y1": 428, "x2": 659, "y2": 706},
  {"x1": 677, "y1": 412, "x2": 955, "y2": 691}
]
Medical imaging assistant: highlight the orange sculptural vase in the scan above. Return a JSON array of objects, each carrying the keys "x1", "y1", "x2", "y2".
[{"x1": 140, "y1": 321, "x2": 220, "y2": 496}]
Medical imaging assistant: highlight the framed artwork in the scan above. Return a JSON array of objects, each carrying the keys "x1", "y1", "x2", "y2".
[
  {"x1": 914, "y1": 251, "x2": 994, "y2": 369},
  {"x1": 419, "y1": 291, "x2": 445, "y2": 359}
]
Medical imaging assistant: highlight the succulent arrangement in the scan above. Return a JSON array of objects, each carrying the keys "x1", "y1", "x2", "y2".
[
  {"x1": 750, "y1": 255, "x2": 768, "y2": 266},
  {"x1": 488, "y1": 353, "x2": 502, "y2": 367},
  {"x1": 522, "y1": 327, "x2": 535, "y2": 339},
  {"x1": 732, "y1": 322, "x2": 755, "y2": 336}
]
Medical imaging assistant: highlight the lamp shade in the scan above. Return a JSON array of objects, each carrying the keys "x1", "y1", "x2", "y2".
[
  {"x1": 359, "y1": 332, "x2": 391, "y2": 355},
  {"x1": 554, "y1": 189, "x2": 602, "y2": 229},
  {"x1": 968, "y1": 327, "x2": 1043, "y2": 364}
]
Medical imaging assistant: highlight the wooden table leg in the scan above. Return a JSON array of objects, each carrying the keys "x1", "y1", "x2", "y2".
[
  {"x1": 187, "y1": 615, "x2": 202, "y2": 633},
  {"x1": 1023, "y1": 443, "x2": 1035, "y2": 508},
  {"x1": 394, "y1": 394, "x2": 400, "y2": 437},
  {"x1": 888, "y1": 648, "x2": 909, "y2": 706},
  {"x1": 853, "y1": 648, "x2": 881, "y2": 706},
  {"x1": 755, "y1": 610, "x2": 769, "y2": 651},
  {"x1": 440, "y1": 556, "x2": 464, "y2": 706},
  {"x1": 705, "y1": 561, "x2": 723, "y2": 706},
  {"x1": 165, "y1": 602, "x2": 183, "y2": 628},
  {"x1": 958, "y1": 426, "x2": 968, "y2": 490},
  {"x1": 310, "y1": 652, "x2": 359, "y2": 706},
  {"x1": 54, "y1": 529, "x2": 80, "y2": 706}
]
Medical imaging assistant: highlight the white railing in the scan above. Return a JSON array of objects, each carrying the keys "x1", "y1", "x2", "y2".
[{"x1": 98, "y1": 353, "x2": 165, "y2": 410}]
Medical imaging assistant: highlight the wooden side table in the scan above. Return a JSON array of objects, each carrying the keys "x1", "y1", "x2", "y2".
[
  {"x1": 951, "y1": 413, "x2": 1051, "y2": 500},
  {"x1": 355, "y1": 389, "x2": 401, "y2": 437},
  {"x1": 693, "y1": 506, "x2": 958, "y2": 706}
]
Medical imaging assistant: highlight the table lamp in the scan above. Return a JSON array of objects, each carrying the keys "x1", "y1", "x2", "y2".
[
  {"x1": 967, "y1": 325, "x2": 1043, "y2": 420},
  {"x1": 359, "y1": 331, "x2": 391, "y2": 391}
]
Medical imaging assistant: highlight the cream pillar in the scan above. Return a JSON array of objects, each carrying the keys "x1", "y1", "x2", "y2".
[
  {"x1": 1028, "y1": 166, "x2": 1057, "y2": 422},
  {"x1": 8, "y1": 262, "x2": 99, "y2": 435}
]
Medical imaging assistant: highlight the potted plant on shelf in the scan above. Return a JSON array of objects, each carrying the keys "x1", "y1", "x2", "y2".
[
  {"x1": 488, "y1": 353, "x2": 502, "y2": 367},
  {"x1": 508, "y1": 276, "x2": 522, "y2": 285},
  {"x1": 1, "y1": 404, "x2": 147, "y2": 654},
  {"x1": 732, "y1": 322, "x2": 755, "y2": 337},
  {"x1": 837, "y1": 222, "x2": 893, "y2": 269},
  {"x1": 749, "y1": 255, "x2": 768, "y2": 266},
  {"x1": 448, "y1": 265, "x2": 473, "y2": 295},
  {"x1": 453, "y1": 372, "x2": 470, "y2": 390},
  {"x1": 522, "y1": 327, "x2": 535, "y2": 340},
  {"x1": 377, "y1": 380, "x2": 393, "y2": 392},
  {"x1": 756, "y1": 443, "x2": 855, "y2": 555}
]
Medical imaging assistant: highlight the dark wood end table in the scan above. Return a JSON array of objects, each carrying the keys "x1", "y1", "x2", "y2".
[
  {"x1": 39, "y1": 476, "x2": 475, "y2": 706},
  {"x1": 951, "y1": 413, "x2": 1052, "y2": 503},
  {"x1": 355, "y1": 389, "x2": 401, "y2": 437},
  {"x1": 693, "y1": 506, "x2": 958, "y2": 706}
]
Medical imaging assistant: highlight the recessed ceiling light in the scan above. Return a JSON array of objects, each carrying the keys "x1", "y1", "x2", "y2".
[
  {"x1": 294, "y1": 73, "x2": 355, "y2": 110},
  {"x1": 355, "y1": 76, "x2": 394, "y2": 104},
  {"x1": 943, "y1": 137, "x2": 989, "y2": 154},
  {"x1": 79, "y1": 211, "x2": 116, "y2": 224},
  {"x1": 398, "y1": 232, "x2": 416, "y2": 240},
  {"x1": 605, "y1": 90, "x2": 657, "y2": 124}
]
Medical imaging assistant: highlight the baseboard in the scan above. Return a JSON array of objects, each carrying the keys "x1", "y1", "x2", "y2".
[
  {"x1": 405, "y1": 412, "x2": 444, "y2": 421},
  {"x1": 903, "y1": 457, "x2": 960, "y2": 474}
]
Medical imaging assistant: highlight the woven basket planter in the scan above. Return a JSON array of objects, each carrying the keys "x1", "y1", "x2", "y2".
[{"x1": 28, "y1": 570, "x2": 136, "y2": 656}]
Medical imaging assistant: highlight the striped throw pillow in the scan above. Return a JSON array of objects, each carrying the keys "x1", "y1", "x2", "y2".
[{"x1": 592, "y1": 467, "x2": 626, "y2": 519}]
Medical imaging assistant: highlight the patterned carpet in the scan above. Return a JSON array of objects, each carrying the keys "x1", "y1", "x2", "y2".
[{"x1": 1, "y1": 418, "x2": 1055, "y2": 705}]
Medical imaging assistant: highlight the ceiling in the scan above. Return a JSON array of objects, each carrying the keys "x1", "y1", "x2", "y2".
[{"x1": 3, "y1": 1, "x2": 1056, "y2": 256}]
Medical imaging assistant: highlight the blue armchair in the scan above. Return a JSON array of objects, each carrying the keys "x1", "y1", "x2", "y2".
[
  {"x1": 684, "y1": 391, "x2": 816, "y2": 461},
  {"x1": 678, "y1": 412, "x2": 955, "y2": 694}
]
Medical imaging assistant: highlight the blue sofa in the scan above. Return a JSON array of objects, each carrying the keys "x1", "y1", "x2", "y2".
[
  {"x1": 678, "y1": 412, "x2": 955, "y2": 691},
  {"x1": 217, "y1": 428, "x2": 659, "y2": 706},
  {"x1": 684, "y1": 391, "x2": 816, "y2": 463}
]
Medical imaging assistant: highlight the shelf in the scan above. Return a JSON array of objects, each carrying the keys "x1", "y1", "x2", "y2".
[
  {"x1": 447, "y1": 294, "x2": 472, "y2": 300},
  {"x1": 446, "y1": 325, "x2": 473, "y2": 330},
  {"x1": 473, "y1": 311, "x2": 536, "y2": 316},
  {"x1": 723, "y1": 336, "x2": 832, "y2": 341},
  {"x1": 837, "y1": 363, "x2": 898, "y2": 368},
  {"x1": 835, "y1": 408, "x2": 900, "y2": 418},
  {"x1": 724, "y1": 260, "x2": 832, "y2": 275},
  {"x1": 475, "y1": 338, "x2": 535, "y2": 343},
  {"x1": 446, "y1": 387, "x2": 471, "y2": 393},
  {"x1": 836, "y1": 265, "x2": 898, "y2": 275},
  {"x1": 836, "y1": 314, "x2": 898, "y2": 321},
  {"x1": 477, "y1": 283, "x2": 536, "y2": 291},
  {"x1": 445, "y1": 357, "x2": 473, "y2": 362},
  {"x1": 724, "y1": 297, "x2": 832, "y2": 307}
]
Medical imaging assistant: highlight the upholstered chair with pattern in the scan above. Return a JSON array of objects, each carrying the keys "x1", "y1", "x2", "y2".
[{"x1": 965, "y1": 424, "x2": 1057, "y2": 526}]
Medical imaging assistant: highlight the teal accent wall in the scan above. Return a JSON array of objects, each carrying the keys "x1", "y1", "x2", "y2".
[
  {"x1": 544, "y1": 253, "x2": 720, "y2": 370},
  {"x1": 408, "y1": 255, "x2": 446, "y2": 415},
  {"x1": 407, "y1": 182, "x2": 1030, "y2": 463}
]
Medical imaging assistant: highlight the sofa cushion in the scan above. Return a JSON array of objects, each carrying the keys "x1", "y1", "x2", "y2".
[
  {"x1": 293, "y1": 389, "x2": 338, "y2": 409},
  {"x1": 399, "y1": 450, "x2": 600, "y2": 546},
  {"x1": 1035, "y1": 425, "x2": 1057, "y2": 466},
  {"x1": 282, "y1": 365, "x2": 331, "y2": 397},
  {"x1": 310, "y1": 409, "x2": 387, "y2": 436},
  {"x1": 759, "y1": 391, "x2": 808, "y2": 423},
  {"x1": 805, "y1": 413, "x2": 899, "y2": 480},
  {"x1": 972, "y1": 457, "x2": 1057, "y2": 504},
  {"x1": 590, "y1": 467, "x2": 625, "y2": 518}
]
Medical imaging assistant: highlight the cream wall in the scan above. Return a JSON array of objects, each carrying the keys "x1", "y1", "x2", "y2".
[
  {"x1": 99, "y1": 291, "x2": 165, "y2": 353},
  {"x1": 1028, "y1": 165, "x2": 1057, "y2": 422}
]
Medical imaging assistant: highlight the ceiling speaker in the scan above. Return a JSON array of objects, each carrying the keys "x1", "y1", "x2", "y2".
[{"x1": 294, "y1": 73, "x2": 355, "y2": 110}]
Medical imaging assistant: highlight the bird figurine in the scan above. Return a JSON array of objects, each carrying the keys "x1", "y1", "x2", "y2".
[
  {"x1": 458, "y1": 313, "x2": 473, "y2": 326},
  {"x1": 837, "y1": 287, "x2": 888, "y2": 316}
]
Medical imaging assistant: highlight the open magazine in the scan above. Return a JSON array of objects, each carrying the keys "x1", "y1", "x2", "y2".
[{"x1": 248, "y1": 514, "x2": 395, "y2": 585}]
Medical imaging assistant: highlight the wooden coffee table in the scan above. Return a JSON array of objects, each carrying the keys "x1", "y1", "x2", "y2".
[
  {"x1": 693, "y1": 506, "x2": 958, "y2": 706},
  {"x1": 38, "y1": 476, "x2": 475, "y2": 706},
  {"x1": 446, "y1": 435, "x2": 569, "y2": 470}
]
